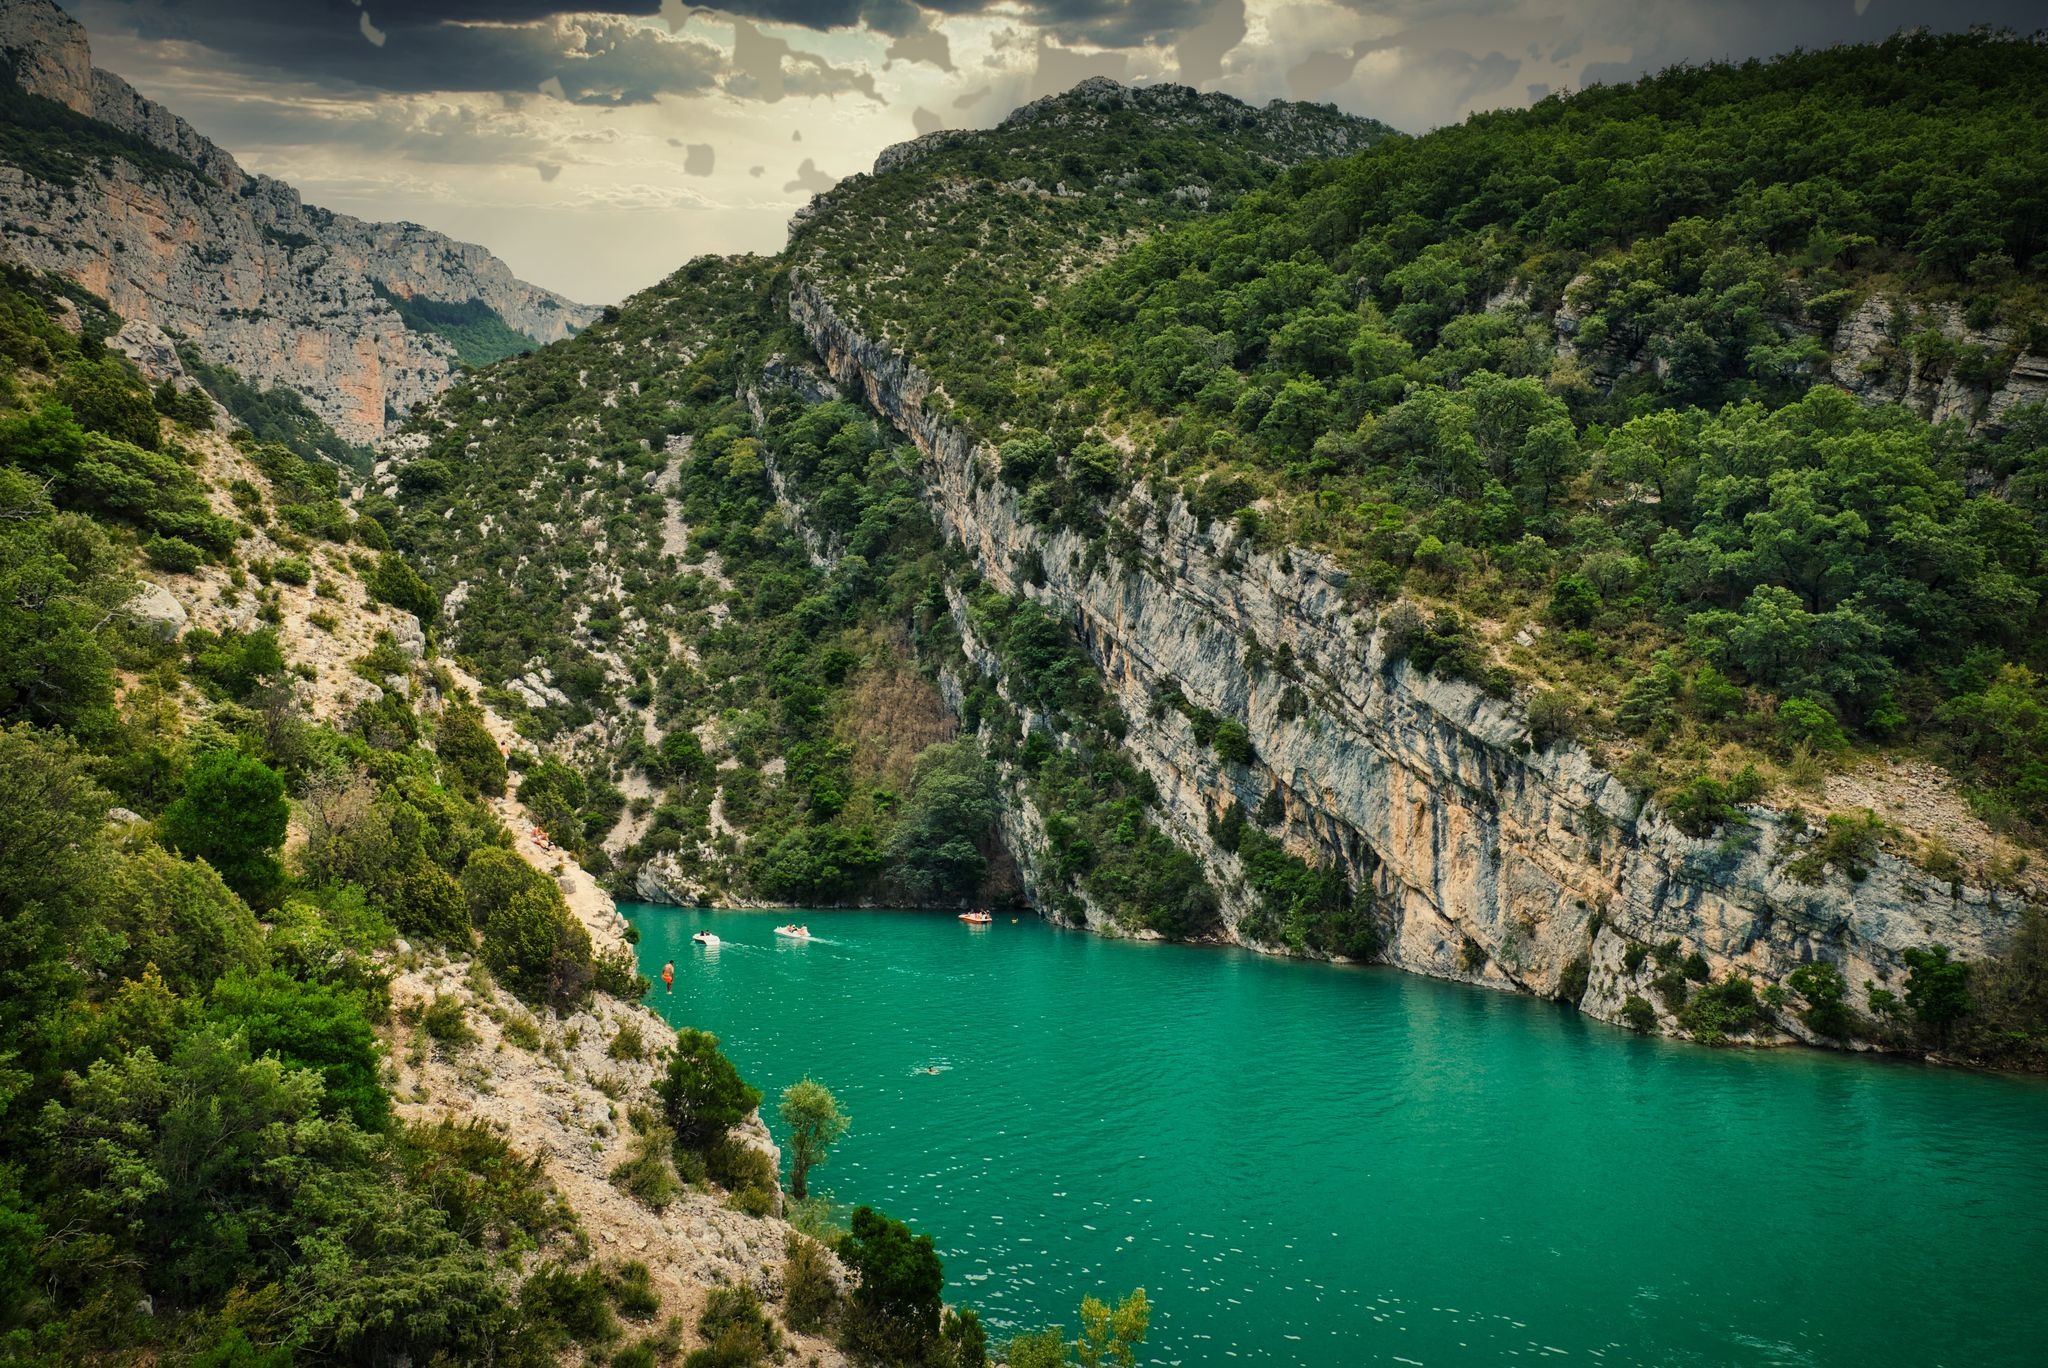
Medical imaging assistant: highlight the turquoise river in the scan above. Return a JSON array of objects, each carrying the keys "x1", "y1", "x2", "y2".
[{"x1": 625, "y1": 904, "x2": 2048, "y2": 1367}]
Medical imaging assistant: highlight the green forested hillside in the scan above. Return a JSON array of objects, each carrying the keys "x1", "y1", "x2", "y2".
[
  {"x1": 384, "y1": 259, "x2": 1017, "y2": 908},
  {"x1": 803, "y1": 33, "x2": 2048, "y2": 839},
  {"x1": 385, "y1": 43, "x2": 2048, "y2": 1067},
  {"x1": 0, "y1": 266, "x2": 677, "y2": 1361},
  {"x1": 791, "y1": 82, "x2": 1390, "y2": 425},
  {"x1": 386, "y1": 84, "x2": 1393, "y2": 915},
  {"x1": 0, "y1": 246, "x2": 1024, "y2": 1364}
]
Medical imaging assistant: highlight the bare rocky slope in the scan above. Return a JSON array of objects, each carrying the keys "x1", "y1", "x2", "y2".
[{"x1": 0, "y1": 0, "x2": 596, "y2": 443}]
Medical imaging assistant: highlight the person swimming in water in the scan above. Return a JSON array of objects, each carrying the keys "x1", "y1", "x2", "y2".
[{"x1": 661, "y1": 961, "x2": 675, "y2": 992}]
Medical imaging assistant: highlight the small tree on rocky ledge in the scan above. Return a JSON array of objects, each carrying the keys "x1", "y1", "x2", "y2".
[
  {"x1": 658, "y1": 1028, "x2": 761, "y2": 1149},
  {"x1": 778, "y1": 1077, "x2": 849, "y2": 1201}
]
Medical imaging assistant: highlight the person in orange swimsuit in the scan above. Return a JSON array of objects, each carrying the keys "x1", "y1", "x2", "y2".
[{"x1": 661, "y1": 961, "x2": 675, "y2": 992}]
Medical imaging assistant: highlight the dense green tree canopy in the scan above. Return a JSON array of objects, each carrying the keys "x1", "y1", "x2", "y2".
[{"x1": 161, "y1": 750, "x2": 290, "y2": 909}]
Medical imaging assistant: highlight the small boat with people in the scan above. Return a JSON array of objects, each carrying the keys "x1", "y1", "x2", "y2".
[
  {"x1": 774, "y1": 923, "x2": 811, "y2": 940},
  {"x1": 692, "y1": 931, "x2": 720, "y2": 947},
  {"x1": 959, "y1": 909, "x2": 993, "y2": 924}
]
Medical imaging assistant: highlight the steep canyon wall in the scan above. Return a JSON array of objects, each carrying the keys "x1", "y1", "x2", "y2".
[{"x1": 787, "y1": 271, "x2": 2023, "y2": 1043}]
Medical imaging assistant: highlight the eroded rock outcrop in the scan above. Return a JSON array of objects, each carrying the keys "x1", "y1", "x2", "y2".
[
  {"x1": 787, "y1": 270, "x2": 2024, "y2": 1044},
  {"x1": 0, "y1": 0, "x2": 596, "y2": 443}
]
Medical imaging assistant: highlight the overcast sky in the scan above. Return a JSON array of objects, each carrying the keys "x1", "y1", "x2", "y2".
[{"x1": 58, "y1": 1, "x2": 2048, "y2": 304}]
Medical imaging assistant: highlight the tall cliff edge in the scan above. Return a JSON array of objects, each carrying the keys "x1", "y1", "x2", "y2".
[
  {"x1": 0, "y1": 0, "x2": 598, "y2": 443},
  {"x1": 787, "y1": 268, "x2": 2026, "y2": 1047}
]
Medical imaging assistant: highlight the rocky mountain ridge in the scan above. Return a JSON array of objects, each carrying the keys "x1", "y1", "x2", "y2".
[
  {"x1": 0, "y1": 0, "x2": 596, "y2": 443},
  {"x1": 863, "y1": 75, "x2": 1383, "y2": 182}
]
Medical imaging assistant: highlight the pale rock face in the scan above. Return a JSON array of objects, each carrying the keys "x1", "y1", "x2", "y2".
[
  {"x1": 786, "y1": 270, "x2": 2024, "y2": 1045},
  {"x1": 124, "y1": 580, "x2": 188, "y2": 640},
  {"x1": 109, "y1": 318, "x2": 183, "y2": 382},
  {"x1": 0, "y1": 0, "x2": 598, "y2": 443},
  {"x1": 1822, "y1": 295, "x2": 2045, "y2": 431},
  {"x1": 388, "y1": 612, "x2": 428, "y2": 661},
  {"x1": 0, "y1": 0, "x2": 92, "y2": 113}
]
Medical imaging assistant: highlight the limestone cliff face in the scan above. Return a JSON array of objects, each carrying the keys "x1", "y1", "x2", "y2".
[
  {"x1": 1825, "y1": 294, "x2": 2048, "y2": 430},
  {"x1": 0, "y1": 0, "x2": 89, "y2": 113},
  {"x1": 788, "y1": 270, "x2": 2023, "y2": 1045},
  {"x1": 0, "y1": 0, "x2": 596, "y2": 443}
]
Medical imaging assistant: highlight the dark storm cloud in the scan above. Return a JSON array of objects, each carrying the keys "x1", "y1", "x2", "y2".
[
  {"x1": 395, "y1": 0, "x2": 1210, "y2": 48},
  {"x1": 73, "y1": 0, "x2": 1217, "y2": 80},
  {"x1": 782, "y1": 156, "x2": 837, "y2": 192},
  {"x1": 74, "y1": 0, "x2": 726, "y2": 104},
  {"x1": 1560, "y1": 0, "x2": 2047, "y2": 88},
  {"x1": 76, "y1": 0, "x2": 2048, "y2": 113}
]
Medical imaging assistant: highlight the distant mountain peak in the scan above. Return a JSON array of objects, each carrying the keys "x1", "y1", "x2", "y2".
[
  {"x1": 0, "y1": 0, "x2": 597, "y2": 442},
  {"x1": 859, "y1": 75, "x2": 1390, "y2": 187}
]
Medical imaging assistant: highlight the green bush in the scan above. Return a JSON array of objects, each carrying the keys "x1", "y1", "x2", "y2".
[
  {"x1": 437, "y1": 701, "x2": 508, "y2": 797},
  {"x1": 1788, "y1": 961, "x2": 1853, "y2": 1038},
  {"x1": 1619, "y1": 995, "x2": 1657, "y2": 1032},
  {"x1": 1547, "y1": 574, "x2": 1600, "y2": 627},
  {"x1": 610, "y1": 1113, "x2": 683, "y2": 1212},
  {"x1": 207, "y1": 967, "x2": 390, "y2": 1131},
  {"x1": 1778, "y1": 695, "x2": 1848, "y2": 753},
  {"x1": 369, "y1": 550, "x2": 439, "y2": 623},
  {"x1": 392, "y1": 857, "x2": 471, "y2": 945},
  {"x1": 1651, "y1": 968, "x2": 1690, "y2": 1011},
  {"x1": 1663, "y1": 774, "x2": 1748, "y2": 838},
  {"x1": 839, "y1": 1206, "x2": 946, "y2": 1365},
  {"x1": 501, "y1": 1009, "x2": 542, "y2": 1050},
  {"x1": 595, "y1": 944, "x2": 649, "y2": 999},
  {"x1": 520, "y1": 1262, "x2": 619, "y2": 1354},
  {"x1": 659, "y1": 1029, "x2": 762, "y2": 1149},
  {"x1": 186, "y1": 628, "x2": 286, "y2": 701},
  {"x1": 160, "y1": 749, "x2": 289, "y2": 908},
  {"x1": 143, "y1": 534, "x2": 204, "y2": 572},
  {"x1": 1785, "y1": 810, "x2": 1888, "y2": 884},
  {"x1": 99, "y1": 844, "x2": 266, "y2": 994},
  {"x1": 610, "y1": 1021, "x2": 646, "y2": 1061},
  {"x1": 57, "y1": 356, "x2": 160, "y2": 449},
  {"x1": 607, "y1": 1260, "x2": 661, "y2": 1319},
  {"x1": 707, "y1": 1134, "x2": 778, "y2": 1206},
  {"x1": 1557, "y1": 955, "x2": 1591, "y2": 1004},
  {"x1": 421, "y1": 993, "x2": 476, "y2": 1049},
  {"x1": 685, "y1": 1283, "x2": 778, "y2": 1368},
  {"x1": 1526, "y1": 689, "x2": 1580, "y2": 750},
  {"x1": 1904, "y1": 944, "x2": 1974, "y2": 1046},
  {"x1": 482, "y1": 881, "x2": 593, "y2": 1010},
  {"x1": 1212, "y1": 718, "x2": 1255, "y2": 765},
  {"x1": 1678, "y1": 974, "x2": 1762, "y2": 1042},
  {"x1": 460, "y1": 846, "x2": 534, "y2": 927},
  {"x1": 784, "y1": 1231, "x2": 839, "y2": 1332}
]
